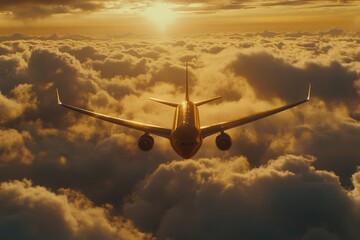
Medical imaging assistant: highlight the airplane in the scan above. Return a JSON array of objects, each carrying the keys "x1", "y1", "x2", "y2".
[{"x1": 56, "y1": 63, "x2": 311, "y2": 159}]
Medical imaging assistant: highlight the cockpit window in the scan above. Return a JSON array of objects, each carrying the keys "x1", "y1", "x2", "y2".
[{"x1": 177, "y1": 141, "x2": 196, "y2": 146}]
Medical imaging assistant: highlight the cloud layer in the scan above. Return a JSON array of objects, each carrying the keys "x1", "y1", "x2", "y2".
[
  {"x1": 0, "y1": 0, "x2": 107, "y2": 19},
  {"x1": 124, "y1": 155, "x2": 360, "y2": 239},
  {"x1": 0, "y1": 31, "x2": 359, "y2": 238},
  {"x1": 0, "y1": 0, "x2": 358, "y2": 19},
  {"x1": 0, "y1": 179, "x2": 152, "y2": 240}
]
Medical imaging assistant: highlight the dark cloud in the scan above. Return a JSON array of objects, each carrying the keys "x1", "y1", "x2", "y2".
[
  {"x1": 320, "y1": 28, "x2": 345, "y2": 37},
  {"x1": 206, "y1": 45, "x2": 226, "y2": 54},
  {"x1": 228, "y1": 51, "x2": 358, "y2": 107},
  {"x1": 0, "y1": 33, "x2": 32, "y2": 41},
  {"x1": 0, "y1": 44, "x2": 12, "y2": 55},
  {"x1": 0, "y1": 39, "x2": 170, "y2": 209},
  {"x1": 124, "y1": 155, "x2": 360, "y2": 240},
  {"x1": 0, "y1": 93, "x2": 24, "y2": 123},
  {"x1": 0, "y1": 33, "x2": 359, "y2": 239},
  {"x1": 0, "y1": 0, "x2": 107, "y2": 19},
  {"x1": 59, "y1": 45, "x2": 106, "y2": 63},
  {"x1": 261, "y1": 0, "x2": 313, "y2": 7},
  {"x1": 151, "y1": 61, "x2": 191, "y2": 89},
  {"x1": 0, "y1": 55, "x2": 27, "y2": 94},
  {"x1": 0, "y1": 83, "x2": 36, "y2": 124},
  {"x1": 170, "y1": 0, "x2": 357, "y2": 13},
  {"x1": 0, "y1": 0, "x2": 358, "y2": 19},
  {"x1": 225, "y1": 49, "x2": 359, "y2": 185},
  {"x1": 0, "y1": 33, "x2": 93, "y2": 41},
  {"x1": 0, "y1": 179, "x2": 152, "y2": 240},
  {"x1": 0, "y1": 129, "x2": 33, "y2": 165},
  {"x1": 93, "y1": 58, "x2": 148, "y2": 79}
]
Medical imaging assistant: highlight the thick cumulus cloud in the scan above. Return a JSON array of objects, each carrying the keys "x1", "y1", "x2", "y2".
[
  {"x1": 0, "y1": 129, "x2": 34, "y2": 165},
  {"x1": 228, "y1": 51, "x2": 358, "y2": 105},
  {"x1": 124, "y1": 155, "x2": 360, "y2": 240},
  {"x1": 0, "y1": 31, "x2": 359, "y2": 238},
  {"x1": 0, "y1": 84, "x2": 37, "y2": 123},
  {"x1": 0, "y1": 92, "x2": 24, "y2": 123},
  {"x1": 0, "y1": 179, "x2": 152, "y2": 240}
]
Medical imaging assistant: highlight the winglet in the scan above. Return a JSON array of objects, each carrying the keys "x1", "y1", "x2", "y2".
[
  {"x1": 307, "y1": 83, "x2": 311, "y2": 101},
  {"x1": 56, "y1": 88, "x2": 62, "y2": 105}
]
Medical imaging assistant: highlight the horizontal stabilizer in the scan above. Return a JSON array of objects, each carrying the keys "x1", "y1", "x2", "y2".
[
  {"x1": 149, "y1": 97, "x2": 178, "y2": 107},
  {"x1": 195, "y1": 96, "x2": 222, "y2": 106}
]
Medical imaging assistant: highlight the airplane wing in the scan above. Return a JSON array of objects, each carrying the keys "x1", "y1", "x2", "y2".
[
  {"x1": 201, "y1": 84, "x2": 311, "y2": 138},
  {"x1": 56, "y1": 89, "x2": 171, "y2": 139}
]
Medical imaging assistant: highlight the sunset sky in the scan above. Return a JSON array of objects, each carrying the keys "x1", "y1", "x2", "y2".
[
  {"x1": 1, "y1": 1, "x2": 360, "y2": 240},
  {"x1": 0, "y1": 0, "x2": 360, "y2": 35}
]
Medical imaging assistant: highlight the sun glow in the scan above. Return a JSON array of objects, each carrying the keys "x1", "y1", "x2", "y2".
[{"x1": 145, "y1": 3, "x2": 176, "y2": 32}]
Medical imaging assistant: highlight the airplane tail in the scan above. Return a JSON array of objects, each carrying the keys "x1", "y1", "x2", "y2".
[
  {"x1": 149, "y1": 62, "x2": 221, "y2": 107},
  {"x1": 185, "y1": 62, "x2": 189, "y2": 101}
]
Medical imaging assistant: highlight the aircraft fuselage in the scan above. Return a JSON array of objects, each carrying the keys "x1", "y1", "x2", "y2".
[{"x1": 170, "y1": 101, "x2": 202, "y2": 158}]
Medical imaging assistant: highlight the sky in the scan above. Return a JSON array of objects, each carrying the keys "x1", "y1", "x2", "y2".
[
  {"x1": 0, "y1": 1, "x2": 360, "y2": 240},
  {"x1": 0, "y1": 0, "x2": 360, "y2": 35}
]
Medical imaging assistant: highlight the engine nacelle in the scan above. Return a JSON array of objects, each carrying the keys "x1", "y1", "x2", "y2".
[
  {"x1": 216, "y1": 132, "x2": 232, "y2": 151},
  {"x1": 138, "y1": 134, "x2": 154, "y2": 151}
]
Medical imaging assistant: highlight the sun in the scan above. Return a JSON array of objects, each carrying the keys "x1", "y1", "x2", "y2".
[{"x1": 145, "y1": 2, "x2": 176, "y2": 32}]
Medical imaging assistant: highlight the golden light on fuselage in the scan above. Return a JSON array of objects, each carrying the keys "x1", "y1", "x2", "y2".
[{"x1": 145, "y1": 2, "x2": 176, "y2": 32}]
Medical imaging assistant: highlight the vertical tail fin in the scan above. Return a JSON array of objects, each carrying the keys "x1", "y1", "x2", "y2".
[{"x1": 185, "y1": 62, "x2": 189, "y2": 101}]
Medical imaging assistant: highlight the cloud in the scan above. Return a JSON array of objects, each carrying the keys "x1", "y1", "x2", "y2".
[
  {"x1": 0, "y1": 0, "x2": 107, "y2": 19},
  {"x1": 59, "y1": 45, "x2": 106, "y2": 63},
  {"x1": 0, "y1": 179, "x2": 152, "y2": 240},
  {"x1": 93, "y1": 57, "x2": 148, "y2": 79},
  {"x1": 1, "y1": 0, "x2": 357, "y2": 19},
  {"x1": 0, "y1": 84, "x2": 37, "y2": 124},
  {"x1": 0, "y1": 44, "x2": 12, "y2": 55},
  {"x1": 0, "y1": 54, "x2": 27, "y2": 92},
  {"x1": 124, "y1": 155, "x2": 360, "y2": 240},
  {"x1": 0, "y1": 92, "x2": 24, "y2": 123},
  {"x1": 0, "y1": 32, "x2": 359, "y2": 238},
  {"x1": 167, "y1": 0, "x2": 358, "y2": 14},
  {"x1": 228, "y1": 51, "x2": 359, "y2": 107},
  {"x1": 0, "y1": 129, "x2": 34, "y2": 165}
]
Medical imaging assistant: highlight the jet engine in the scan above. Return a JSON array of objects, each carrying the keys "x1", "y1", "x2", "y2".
[
  {"x1": 216, "y1": 132, "x2": 232, "y2": 151},
  {"x1": 138, "y1": 134, "x2": 154, "y2": 151}
]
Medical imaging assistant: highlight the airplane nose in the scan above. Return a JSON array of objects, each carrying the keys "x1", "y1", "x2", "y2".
[
  {"x1": 173, "y1": 139, "x2": 202, "y2": 159},
  {"x1": 178, "y1": 151, "x2": 195, "y2": 159},
  {"x1": 170, "y1": 126, "x2": 202, "y2": 159}
]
